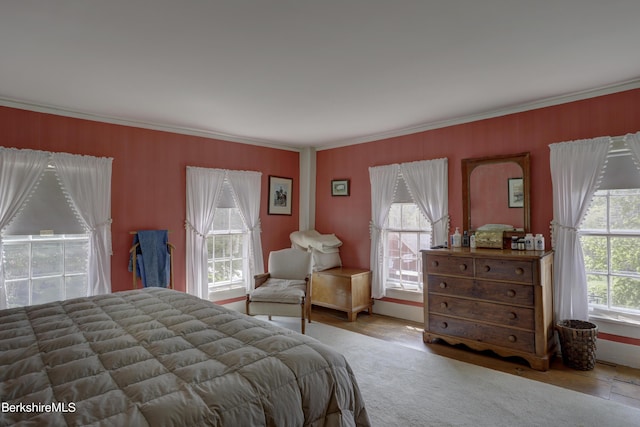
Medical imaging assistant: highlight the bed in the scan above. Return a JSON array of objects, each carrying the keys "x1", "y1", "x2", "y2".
[{"x1": 0, "y1": 288, "x2": 370, "y2": 426}]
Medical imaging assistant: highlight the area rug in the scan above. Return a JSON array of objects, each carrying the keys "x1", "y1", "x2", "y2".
[{"x1": 271, "y1": 318, "x2": 640, "y2": 427}]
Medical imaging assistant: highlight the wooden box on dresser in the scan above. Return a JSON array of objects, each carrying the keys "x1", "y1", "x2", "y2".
[{"x1": 421, "y1": 248, "x2": 555, "y2": 371}]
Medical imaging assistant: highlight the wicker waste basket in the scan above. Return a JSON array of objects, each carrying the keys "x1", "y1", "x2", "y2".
[{"x1": 556, "y1": 319, "x2": 598, "y2": 370}]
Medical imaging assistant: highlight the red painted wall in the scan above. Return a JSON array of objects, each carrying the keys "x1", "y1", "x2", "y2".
[
  {"x1": 3, "y1": 89, "x2": 639, "y2": 291},
  {"x1": 0, "y1": 106, "x2": 299, "y2": 293},
  {"x1": 316, "y1": 89, "x2": 640, "y2": 269}
]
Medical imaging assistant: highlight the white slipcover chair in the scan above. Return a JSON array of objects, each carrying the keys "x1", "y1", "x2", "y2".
[{"x1": 246, "y1": 248, "x2": 313, "y2": 333}]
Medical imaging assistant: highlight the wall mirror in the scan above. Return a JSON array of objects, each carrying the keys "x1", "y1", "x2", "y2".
[{"x1": 462, "y1": 152, "x2": 530, "y2": 232}]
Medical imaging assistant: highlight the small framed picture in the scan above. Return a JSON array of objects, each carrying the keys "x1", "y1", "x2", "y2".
[
  {"x1": 331, "y1": 179, "x2": 350, "y2": 197},
  {"x1": 268, "y1": 176, "x2": 293, "y2": 215},
  {"x1": 508, "y1": 177, "x2": 524, "y2": 208}
]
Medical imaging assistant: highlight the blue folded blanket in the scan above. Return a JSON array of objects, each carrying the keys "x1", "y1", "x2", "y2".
[{"x1": 128, "y1": 230, "x2": 170, "y2": 287}]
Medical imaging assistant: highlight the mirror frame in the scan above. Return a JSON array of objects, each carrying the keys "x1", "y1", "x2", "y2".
[{"x1": 462, "y1": 152, "x2": 531, "y2": 233}]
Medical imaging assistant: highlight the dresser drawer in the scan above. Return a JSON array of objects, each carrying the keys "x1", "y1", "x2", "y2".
[
  {"x1": 429, "y1": 294, "x2": 535, "y2": 330},
  {"x1": 425, "y1": 255, "x2": 473, "y2": 277},
  {"x1": 475, "y1": 258, "x2": 534, "y2": 283},
  {"x1": 428, "y1": 275, "x2": 534, "y2": 306},
  {"x1": 429, "y1": 314, "x2": 535, "y2": 353}
]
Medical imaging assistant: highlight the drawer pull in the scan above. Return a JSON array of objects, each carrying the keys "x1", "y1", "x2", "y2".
[
  {"x1": 483, "y1": 265, "x2": 491, "y2": 272},
  {"x1": 459, "y1": 264, "x2": 468, "y2": 271},
  {"x1": 507, "y1": 289, "x2": 516, "y2": 298},
  {"x1": 509, "y1": 312, "x2": 517, "y2": 320},
  {"x1": 508, "y1": 335, "x2": 517, "y2": 343},
  {"x1": 515, "y1": 267, "x2": 525, "y2": 275},
  {"x1": 439, "y1": 282, "x2": 447, "y2": 289},
  {"x1": 431, "y1": 260, "x2": 439, "y2": 267},
  {"x1": 440, "y1": 302, "x2": 448, "y2": 309},
  {"x1": 441, "y1": 322, "x2": 448, "y2": 329}
]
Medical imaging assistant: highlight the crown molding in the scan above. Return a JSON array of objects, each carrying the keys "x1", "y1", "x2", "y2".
[
  {"x1": 0, "y1": 97, "x2": 301, "y2": 153},
  {"x1": 316, "y1": 78, "x2": 640, "y2": 151},
  {"x1": 2, "y1": 78, "x2": 639, "y2": 153}
]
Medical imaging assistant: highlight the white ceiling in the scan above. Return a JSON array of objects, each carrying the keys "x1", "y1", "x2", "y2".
[{"x1": 1, "y1": 1, "x2": 640, "y2": 150}]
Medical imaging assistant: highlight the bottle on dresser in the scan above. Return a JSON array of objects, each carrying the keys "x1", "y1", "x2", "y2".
[
  {"x1": 524, "y1": 233, "x2": 535, "y2": 250},
  {"x1": 535, "y1": 234, "x2": 545, "y2": 251},
  {"x1": 451, "y1": 227, "x2": 462, "y2": 248}
]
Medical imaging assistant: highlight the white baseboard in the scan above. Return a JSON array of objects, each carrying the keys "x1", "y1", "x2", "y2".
[
  {"x1": 373, "y1": 299, "x2": 423, "y2": 323},
  {"x1": 590, "y1": 317, "x2": 640, "y2": 369},
  {"x1": 224, "y1": 300, "x2": 246, "y2": 313},
  {"x1": 595, "y1": 339, "x2": 640, "y2": 370}
]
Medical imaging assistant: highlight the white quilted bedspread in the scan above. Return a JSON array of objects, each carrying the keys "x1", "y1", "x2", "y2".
[{"x1": 0, "y1": 288, "x2": 370, "y2": 426}]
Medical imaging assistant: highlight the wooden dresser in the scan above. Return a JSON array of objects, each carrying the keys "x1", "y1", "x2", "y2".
[
  {"x1": 312, "y1": 267, "x2": 372, "y2": 321},
  {"x1": 422, "y1": 248, "x2": 555, "y2": 370}
]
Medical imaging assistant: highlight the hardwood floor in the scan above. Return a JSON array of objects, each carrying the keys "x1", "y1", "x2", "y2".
[{"x1": 311, "y1": 306, "x2": 640, "y2": 410}]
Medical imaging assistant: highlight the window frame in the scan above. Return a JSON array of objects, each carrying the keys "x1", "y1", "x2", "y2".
[
  {"x1": 206, "y1": 207, "x2": 249, "y2": 294},
  {"x1": 384, "y1": 202, "x2": 432, "y2": 292},
  {"x1": 580, "y1": 188, "x2": 640, "y2": 322}
]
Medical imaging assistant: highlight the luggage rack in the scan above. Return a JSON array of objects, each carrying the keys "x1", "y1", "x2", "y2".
[{"x1": 129, "y1": 230, "x2": 175, "y2": 289}]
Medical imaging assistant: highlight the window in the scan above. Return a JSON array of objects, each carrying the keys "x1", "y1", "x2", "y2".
[
  {"x1": 185, "y1": 167, "x2": 263, "y2": 300},
  {"x1": 206, "y1": 207, "x2": 249, "y2": 296},
  {"x1": 0, "y1": 149, "x2": 111, "y2": 309},
  {"x1": 581, "y1": 188, "x2": 640, "y2": 317},
  {"x1": 1, "y1": 167, "x2": 90, "y2": 308},
  {"x1": 385, "y1": 203, "x2": 432, "y2": 291},
  {"x1": 369, "y1": 159, "x2": 448, "y2": 299},
  {"x1": 3, "y1": 234, "x2": 89, "y2": 308}
]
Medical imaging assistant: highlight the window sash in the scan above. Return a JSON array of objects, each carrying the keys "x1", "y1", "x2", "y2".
[
  {"x1": 2, "y1": 234, "x2": 89, "y2": 308},
  {"x1": 384, "y1": 203, "x2": 432, "y2": 292},
  {"x1": 207, "y1": 208, "x2": 248, "y2": 292},
  {"x1": 581, "y1": 189, "x2": 640, "y2": 319}
]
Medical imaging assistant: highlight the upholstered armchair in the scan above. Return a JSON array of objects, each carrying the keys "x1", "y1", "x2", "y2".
[{"x1": 246, "y1": 248, "x2": 313, "y2": 333}]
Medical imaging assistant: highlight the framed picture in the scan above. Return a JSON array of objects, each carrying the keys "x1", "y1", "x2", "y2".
[
  {"x1": 331, "y1": 179, "x2": 350, "y2": 196},
  {"x1": 508, "y1": 177, "x2": 524, "y2": 208},
  {"x1": 268, "y1": 176, "x2": 292, "y2": 215}
]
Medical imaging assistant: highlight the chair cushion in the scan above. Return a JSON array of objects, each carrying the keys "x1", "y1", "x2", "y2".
[{"x1": 250, "y1": 279, "x2": 306, "y2": 304}]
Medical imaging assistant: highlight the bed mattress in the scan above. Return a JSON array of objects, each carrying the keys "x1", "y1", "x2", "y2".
[{"x1": 0, "y1": 288, "x2": 369, "y2": 426}]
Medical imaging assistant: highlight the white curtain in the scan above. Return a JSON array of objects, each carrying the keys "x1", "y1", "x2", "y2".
[
  {"x1": 550, "y1": 137, "x2": 610, "y2": 321},
  {"x1": 400, "y1": 158, "x2": 449, "y2": 247},
  {"x1": 626, "y1": 132, "x2": 640, "y2": 170},
  {"x1": 52, "y1": 152, "x2": 113, "y2": 297},
  {"x1": 185, "y1": 167, "x2": 225, "y2": 299},
  {"x1": 369, "y1": 163, "x2": 401, "y2": 299},
  {"x1": 0, "y1": 148, "x2": 49, "y2": 309},
  {"x1": 227, "y1": 170, "x2": 264, "y2": 290}
]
